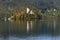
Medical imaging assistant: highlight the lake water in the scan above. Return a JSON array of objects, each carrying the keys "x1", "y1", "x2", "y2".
[{"x1": 0, "y1": 16, "x2": 60, "y2": 40}]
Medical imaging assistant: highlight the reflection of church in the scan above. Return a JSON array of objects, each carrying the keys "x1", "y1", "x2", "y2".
[{"x1": 27, "y1": 21, "x2": 33, "y2": 33}]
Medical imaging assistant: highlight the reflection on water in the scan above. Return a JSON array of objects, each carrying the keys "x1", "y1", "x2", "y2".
[
  {"x1": 0, "y1": 17, "x2": 60, "y2": 40},
  {"x1": 27, "y1": 21, "x2": 33, "y2": 33}
]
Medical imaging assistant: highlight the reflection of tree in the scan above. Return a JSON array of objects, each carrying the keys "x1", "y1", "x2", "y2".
[
  {"x1": 47, "y1": 16, "x2": 59, "y2": 35},
  {"x1": 0, "y1": 18, "x2": 59, "y2": 37}
]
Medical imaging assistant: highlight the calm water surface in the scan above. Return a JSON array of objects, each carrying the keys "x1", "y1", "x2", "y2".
[{"x1": 0, "y1": 17, "x2": 60, "y2": 40}]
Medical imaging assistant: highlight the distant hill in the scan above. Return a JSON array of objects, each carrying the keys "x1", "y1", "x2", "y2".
[
  {"x1": 0, "y1": 0, "x2": 60, "y2": 9},
  {"x1": 9, "y1": 0, "x2": 60, "y2": 9}
]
